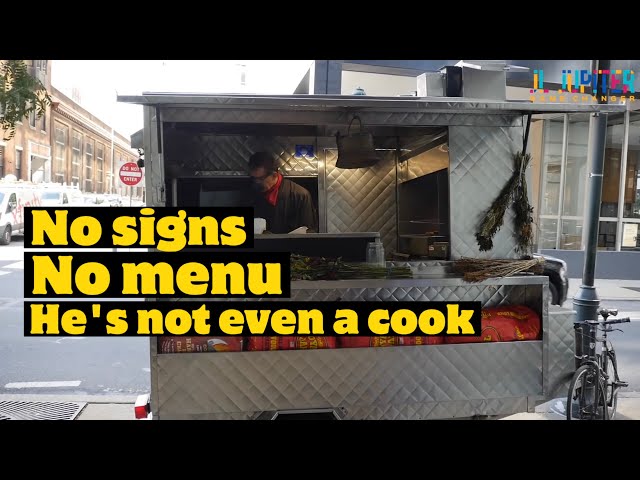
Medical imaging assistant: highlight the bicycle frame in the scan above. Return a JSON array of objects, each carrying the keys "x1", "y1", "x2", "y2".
[{"x1": 570, "y1": 312, "x2": 630, "y2": 420}]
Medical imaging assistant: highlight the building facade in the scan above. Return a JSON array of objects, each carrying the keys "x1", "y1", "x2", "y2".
[
  {"x1": 0, "y1": 60, "x2": 142, "y2": 201},
  {"x1": 296, "y1": 60, "x2": 640, "y2": 279},
  {"x1": 0, "y1": 60, "x2": 53, "y2": 185},
  {"x1": 50, "y1": 86, "x2": 142, "y2": 200}
]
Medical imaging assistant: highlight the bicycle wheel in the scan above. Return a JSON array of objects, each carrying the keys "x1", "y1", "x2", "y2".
[
  {"x1": 603, "y1": 351, "x2": 619, "y2": 420},
  {"x1": 567, "y1": 364, "x2": 608, "y2": 420}
]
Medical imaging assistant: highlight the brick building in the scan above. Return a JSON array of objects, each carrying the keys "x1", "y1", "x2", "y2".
[
  {"x1": 0, "y1": 60, "x2": 142, "y2": 200},
  {"x1": 0, "y1": 60, "x2": 52, "y2": 184},
  {"x1": 50, "y1": 86, "x2": 142, "y2": 199}
]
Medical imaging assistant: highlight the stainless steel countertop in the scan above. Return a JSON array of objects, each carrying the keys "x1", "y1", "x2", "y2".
[
  {"x1": 289, "y1": 275, "x2": 548, "y2": 289},
  {"x1": 255, "y1": 232, "x2": 380, "y2": 239}
]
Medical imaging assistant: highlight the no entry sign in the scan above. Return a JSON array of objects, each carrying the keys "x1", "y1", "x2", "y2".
[{"x1": 119, "y1": 162, "x2": 142, "y2": 186}]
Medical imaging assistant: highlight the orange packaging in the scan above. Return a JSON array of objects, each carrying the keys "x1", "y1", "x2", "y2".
[
  {"x1": 247, "y1": 336, "x2": 337, "y2": 351},
  {"x1": 445, "y1": 305, "x2": 541, "y2": 344},
  {"x1": 158, "y1": 336, "x2": 243, "y2": 353},
  {"x1": 339, "y1": 336, "x2": 444, "y2": 348}
]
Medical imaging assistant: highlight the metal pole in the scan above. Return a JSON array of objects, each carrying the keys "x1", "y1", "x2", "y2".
[{"x1": 572, "y1": 60, "x2": 610, "y2": 358}]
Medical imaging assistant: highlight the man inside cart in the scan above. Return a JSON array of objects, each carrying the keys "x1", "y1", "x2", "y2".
[{"x1": 248, "y1": 151, "x2": 318, "y2": 234}]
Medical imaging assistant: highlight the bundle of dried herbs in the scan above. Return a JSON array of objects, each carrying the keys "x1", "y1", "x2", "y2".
[
  {"x1": 291, "y1": 254, "x2": 413, "y2": 280},
  {"x1": 452, "y1": 257, "x2": 544, "y2": 283},
  {"x1": 475, "y1": 150, "x2": 534, "y2": 254},
  {"x1": 512, "y1": 152, "x2": 535, "y2": 254}
]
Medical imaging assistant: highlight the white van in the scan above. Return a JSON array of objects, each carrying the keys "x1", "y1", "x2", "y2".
[
  {"x1": 0, "y1": 182, "x2": 43, "y2": 245},
  {"x1": 38, "y1": 184, "x2": 84, "y2": 206}
]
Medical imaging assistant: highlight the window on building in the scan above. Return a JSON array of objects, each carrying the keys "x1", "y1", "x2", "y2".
[
  {"x1": 562, "y1": 113, "x2": 590, "y2": 219},
  {"x1": 54, "y1": 123, "x2": 68, "y2": 184},
  {"x1": 535, "y1": 110, "x2": 640, "y2": 253},
  {"x1": 0, "y1": 146, "x2": 4, "y2": 178},
  {"x1": 72, "y1": 131, "x2": 82, "y2": 188},
  {"x1": 41, "y1": 112, "x2": 46, "y2": 133},
  {"x1": 536, "y1": 115, "x2": 564, "y2": 250},
  {"x1": 621, "y1": 222, "x2": 640, "y2": 251},
  {"x1": 538, "y1": 117, "x2": 564, "y2": 216},
  {"x1": 621, "y1": 111, "x2": 640, "y2": 252},
  {"x1": 15, "y1": 149, "x2": 23, "y2": 180},
  {"x1": 85, "y1": 139, "x2": 94, "y2": 193},
  {"x1": 623, "y1": 112, "x2": 640, "y2": 220},
  {"x1": 96, "y1": 143, "x2": 104, "y2": 194},
  {"x1": 31, "y1": 60, "x2": 47, "y2": 79},
  {"x1": 36, "y1": 60, "x2": 47, "y2": 73},
  {"x1": 601, "y1": 114, "x2": 626, "y2": 219},
  {"x1": 29, "y1": 109, "x2": 36, "y2": 128}
]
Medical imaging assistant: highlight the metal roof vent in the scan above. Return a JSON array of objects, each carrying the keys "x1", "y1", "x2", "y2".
[{"x1": 417, "y1": 60, "x2": 530, "y2": 100}]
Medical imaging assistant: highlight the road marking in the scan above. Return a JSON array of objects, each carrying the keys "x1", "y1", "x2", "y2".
[
  {"x1": 4, "y1": 381, "x2": 82, "y2": 389},
  {"x1": 3, "y1": 261, "x2": 23, "y2": 269},
  {"x1": 0, "y1": 271, "x2": 9, "y2": 276},
  {"x1": 54, "y1": 337, "x2": 86, "y2": 344}
]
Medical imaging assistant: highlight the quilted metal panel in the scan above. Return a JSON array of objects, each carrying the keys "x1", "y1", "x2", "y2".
[
  {"x1": 449, "y1": 126, "x2": 525, "y2": 259},
  {"x1": 545, "y1": 306, "x2": 576, "y2": 398},
  {"x1": 289, "y1": 283, "x2": 531, "y2": 307},
  {"x1": 156, "y1": 341, "x2": 542, "y2": 420},
  {"x1": 153, "y1": 278, "x2": 556, "y2": 420},
  {"x1": 144, "y1": 105, "x2": 166, "y2": 208},
  {"x1": 325, "y1": 149, "x2": 397, "y2": 253},
  {"x1": 388, "y1": 260, "x2": 451, "y2": 276},
  {"x1": 211, "y1": 278, "x2": 544, "y2": 309},
  {"x1": 160, "y1": 397, "x2": 532, "y2": 420},
  {"x1": 161, "y1": 108, "x2": 521, "y2": 128},
  {"x1": 163, "y1": 134, "x2": 318, "y2": 176}
]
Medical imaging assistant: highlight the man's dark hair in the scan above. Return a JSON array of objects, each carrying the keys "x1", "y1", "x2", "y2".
[{"x1": 249, "y1": 151, "x2": 280, "y2": 174}]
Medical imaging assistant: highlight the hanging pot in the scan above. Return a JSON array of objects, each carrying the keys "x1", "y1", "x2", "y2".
[{"x1": 335, "y1": 115, "x2": 380, "y2": 169}]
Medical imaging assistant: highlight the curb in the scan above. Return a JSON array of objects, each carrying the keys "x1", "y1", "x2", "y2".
[{"x1": 0, "y1": 393, "x2": 138, "y2": 404}]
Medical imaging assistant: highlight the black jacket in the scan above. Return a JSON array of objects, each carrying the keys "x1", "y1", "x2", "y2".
[{"x1": 252, "y1": 179, "x2": 317, "y2": 234}]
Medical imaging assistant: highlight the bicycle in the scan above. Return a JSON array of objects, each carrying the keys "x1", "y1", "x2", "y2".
[{"x1": 566, "y1": 308, "x2": 630, "y2": 420}]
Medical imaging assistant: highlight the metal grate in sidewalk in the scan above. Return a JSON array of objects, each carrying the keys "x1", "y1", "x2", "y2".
[{"x1": 0, "y1": 401, "x2": 86, "y2": 420}]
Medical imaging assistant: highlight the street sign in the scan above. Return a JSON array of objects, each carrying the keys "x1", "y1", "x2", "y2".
[{"x1": 119, "y1": 162, "x2": 142, "y2": 186}]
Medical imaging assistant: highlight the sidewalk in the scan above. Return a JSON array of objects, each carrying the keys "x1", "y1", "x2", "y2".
[
  {"x1": 77, "y1": 394, "x2": 640, "y2": 420},
  {"x1": 3, "y1": 392, "x2": 639, "y2": 420},
  {"x1": 567, "y1": 278, "x2": 640, "y2": 303},
  {"x1": 4, "y1": 278, "x2": 639, "y2": 421},
  {"x1": 502, "y1": 393, "x2": 640, "y2": 420}
]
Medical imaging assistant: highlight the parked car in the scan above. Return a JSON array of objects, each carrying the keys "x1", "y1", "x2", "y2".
[
  {"x1": 40, "y1": 189, "x2": 70, "y2": 206},
  {"x1": 102, "y1": 194, "x2": 123, "y2": 207},
  {"x1": 535, "y1": 253, "x2": 569, "y2": 306}
]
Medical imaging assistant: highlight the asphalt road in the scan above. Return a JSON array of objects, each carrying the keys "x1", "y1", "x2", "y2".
[
  {"x1": 1, "y1": 237, "x2": 639, "y2": 397},
  {"x1": 0, "y1": 237, "x2": 150, "y2": 396}
]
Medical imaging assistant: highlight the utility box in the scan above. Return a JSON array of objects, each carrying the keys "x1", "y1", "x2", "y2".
[{"x1": 417, "y1": 61, "x2": 529, "y2": 101}]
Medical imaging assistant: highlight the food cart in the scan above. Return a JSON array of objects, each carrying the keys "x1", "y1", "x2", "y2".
[{"x1": 118, "y1": 91, "x2": 624, "y2": 420}]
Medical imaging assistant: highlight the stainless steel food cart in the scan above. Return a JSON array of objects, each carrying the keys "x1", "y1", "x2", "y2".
[{"x1": 118, "y1": 92, "x2": 625, "y2": 420}]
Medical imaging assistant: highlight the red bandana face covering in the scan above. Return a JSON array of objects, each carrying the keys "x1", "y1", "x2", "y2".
[{"x1": 264, "y1": 172, "x2": 283, "y2": 206}]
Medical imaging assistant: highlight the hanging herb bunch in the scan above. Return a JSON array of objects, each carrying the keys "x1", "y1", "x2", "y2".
[
  {"x1": 511, "y1": 152, "x2": 535, "y2": 254},
  {"x1": 475, "y1": 115, "x2": 535, "y2": 255}
]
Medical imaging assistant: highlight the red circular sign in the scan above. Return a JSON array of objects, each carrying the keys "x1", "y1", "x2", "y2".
[{"x1": 119, "y1": 162, "x2": 143, "y2": 186}]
